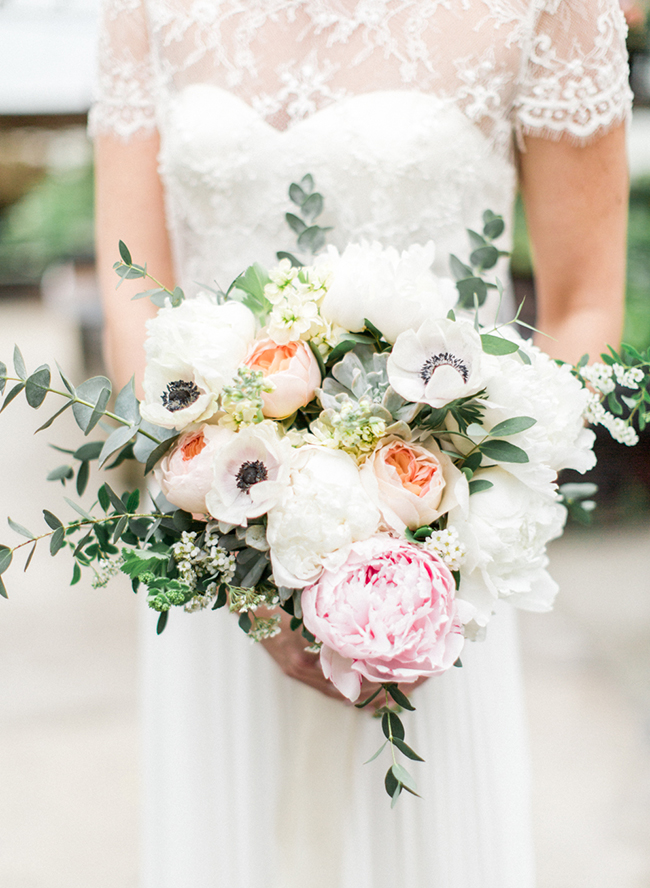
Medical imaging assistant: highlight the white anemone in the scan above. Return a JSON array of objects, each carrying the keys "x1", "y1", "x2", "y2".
[
  {"x1": 205, "y1": 422, "x2": 292, "y2": 526},
  {"x1": 387, "y1": 317, "x2": 487, "y2": 408}
]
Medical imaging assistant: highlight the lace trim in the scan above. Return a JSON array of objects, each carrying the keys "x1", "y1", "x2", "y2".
[
  {"x1": 89, "y1": 0, "x2": 633, "y2": 144},
  {"x1": 514, "y1": 2, "x2": 633, "y2": 143}
]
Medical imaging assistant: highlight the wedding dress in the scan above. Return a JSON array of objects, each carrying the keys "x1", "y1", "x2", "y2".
[{"x1": 90, "y1": 2, "x2": 631, "y2": 886}]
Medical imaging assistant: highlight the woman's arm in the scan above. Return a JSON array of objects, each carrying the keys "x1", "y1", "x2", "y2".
[
  {"x1": 518, "y1": 123, "x2": 629, "y2": 364},
  {"x1": 95, "y1": 133, "x2": 176, "y2": 395}
]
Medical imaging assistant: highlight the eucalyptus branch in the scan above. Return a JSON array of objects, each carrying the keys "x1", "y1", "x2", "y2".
[{"x1": 6, "y1": 511, "x2": 167, "y2": 556}]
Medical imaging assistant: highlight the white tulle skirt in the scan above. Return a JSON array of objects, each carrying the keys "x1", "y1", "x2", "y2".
[{"x1": 140, "y1": 600, "x2": 535, "y2": 888}]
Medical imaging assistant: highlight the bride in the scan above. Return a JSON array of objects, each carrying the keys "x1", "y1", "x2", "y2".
[{"x1": 91, "y1": 1, "x2": 631, "y2": 886}]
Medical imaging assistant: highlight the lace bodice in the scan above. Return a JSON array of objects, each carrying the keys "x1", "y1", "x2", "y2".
[{"x1": 90, "y1": 0, "x2": 632, "y2": 299}]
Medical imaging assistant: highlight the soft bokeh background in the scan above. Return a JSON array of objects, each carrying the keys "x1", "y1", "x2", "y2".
[{"x1": 0, "y1": 1, "x2": 649, "y2": 885}]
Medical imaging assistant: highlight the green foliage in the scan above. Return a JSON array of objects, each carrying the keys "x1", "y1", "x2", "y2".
[{"x1": 283, "y1": 174, "x2": 332, "y2": 256}]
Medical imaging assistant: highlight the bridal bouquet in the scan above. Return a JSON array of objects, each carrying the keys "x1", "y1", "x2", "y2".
[{"x1": 1, "y1": 176, "x2": 648, "y2": 803}]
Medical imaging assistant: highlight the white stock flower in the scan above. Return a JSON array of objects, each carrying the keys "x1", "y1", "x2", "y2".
[
  {"x1": 449, "y1": 468, "x2": 566, "y2": 625},
  {"x1": 205, "y1": 422, "x2": 292, "y2": 526},
  {"x1": 266, "y1": 446, "x2": 381, "y2": 588},
  {"x1": 141, "y1": 294, "x2": 256, "y2": 429},
  {"x1": 319, "y1": 241, "x2": 457, "y2": 343},
  {"x1": 387, "y1": 317, "x2": 487, "y2": 408}
]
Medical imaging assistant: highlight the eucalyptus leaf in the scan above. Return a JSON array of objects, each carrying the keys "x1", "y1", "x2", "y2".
[
  {"x1": 0, "y1": 545, "x2": 13, "y2": 574},
  {"x1": 301, "y1": 192, "x2": 323, "y2": 221},
  {"x1": 300, "y1": 173, "x2": 314, "y2": 193},
  {"x1": 0, "y1": 361, "x2": 6, "y2": 396},
  {"x1": 456, "y1": 277, "x2": 488, "y2": 309},
  {"x1": 289, "y1": 183, "x2": 306, "y2": 206},
  {"x1": 364, "y1": 740, "x2": 388, "y2": 764},
  {"x1": 488, "y1": 416, "x2": 536, "y2": 437},
  {"x1": 483, "y1": 215, "x2": 505, "y2": 240},
  {"x1": 71, "y1": 562, "x2": 82, "y2": 585},
  {"x1": 73, "y1": 441, "x2": 104, "y2": 462},
  {"x1": 392, "y1": 737, "x2": 425, "y2": 762},
  {"x1": 64, "y1": 497, "x2": 94, "y2": 521},
  {"x1": 50, "y1": 527, "x2": 65, "y2": 556},
  {"x1": 286, "y1": 212, "x2": 307, "y2": 235},
  {"x1": 71, "y1": 376, "x2": 113, "y2": 433},
  {"x1": 297, "y1": 225, "x2": 329, "y2": 253},
  {"x1": 470, "y1": 244, "x2": 499, "y2": 270},
  {"x1": 325, "y1": 338, "x2": 358, "y2": 366},
  {"x1": 276, "y1": 251, "x2": 303, "y2": 267},
  {"x1": 449, "y1": 254, "x2": 473, "y2": 281},
  {"x1": 144, "y1": 434, "x2": 179, "y2": 475},
  {"x1": 113, "y1": 515, "x2": 128, "y2": 543},
  {"x1": 115, "y1": 264, "x2": 146, "y2": 282},
  {"x1": 469, "y1": 479, "x2": 494, "y2": 495},
  {"x1": 479, "y1": 439, "x2": 529, "y2": 464},
  {"x1": 0, "y1": 576, "x2": 7, "y2": 599},
  {"x1": 85, "y1": 386, "x2": 112, "y2": 435},
  {"x1": 480, "y1": 334, "x2": 519, "y2": 355},
  {"x1": 1, "y1": 381, "x2": 25, "y2": 412},
  {"x1": 35, "y1": 400, "x2": 72, "y2": 433},
  {"x1": 391, "y1": 763, "x2": 419, "y2": 795},
  {"x1": 386, "y1": 684, "x2": 416, "y2": 711},
  {"x1": 114, "y1": 378, "x2": 140, "y2": 424},
  {"x1": 308, "y1": 341, "x2": 326, "y2": 379},
  {"x1": 518, "y1": 348, "x2": 532, "y2": 365},
  {"x1": 99, "y1": 424, "x2": 140, "y2": 467},
  {"x1": 8, "y1": 518, "x2": 35, "y2": 539},
  {"x1": 76, "y1": 461, "x2": 90, "y2": 497},
  {"x1": 56, "y1": 363, "x2": 76, "y2": 396},
  {"x1": 13, "y1": 345, "x2": 26, "y2": 380},
  {"x1": 118, "y1": 240, "x2": 132, "y2": 265},
  {"x1": 238, "y1": 611, "x2": 252, "y2": 633},
  {"x1": 385, "y1": 767, "x2": 400, "y2": 800},
  {"x1": 381, "y1": 711, "x2": 405, "y2": 742},
  {"x1": 355, "y1": 686, "x2": 383, "y2": 709},
  {"x1": 98, "y1": 485, "x2": 110, "y2": 513},
  {"x1": 25, "y1": 366, "x2": 51, "y2": 408},
  {"x1": 131, "y1": 287, "x2": 166, "y2": 302},
  {"x1": 156, "y1": 611, "x2": 168, "y2": 635},
  {"x1": 462, "y1": 451, "x2": 483, "y2": 473},
  {"x1": 43, "y1": 510, "x2": 63, "y2": 530},
  {"x1": 24, "y1": 541, "x2": 37, "y2": 572},
  {"x1": 467, "y1": 229, "x2": 487, "y2": 250},
  {"x1": 103, "y1": 484, "x2": 127, "y2": 514},
  {"x1": 47, "y1": 464, "x2": 74, "y2": 483}
]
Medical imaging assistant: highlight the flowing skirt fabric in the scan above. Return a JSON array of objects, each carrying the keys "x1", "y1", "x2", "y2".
[{"x1": 140, "y1": 599, "x2": 535, "y2": 888}]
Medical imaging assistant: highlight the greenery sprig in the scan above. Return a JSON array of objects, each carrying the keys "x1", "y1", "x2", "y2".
[{"x1": 357, "y1": 684, "x2": 424, "y2": 806}]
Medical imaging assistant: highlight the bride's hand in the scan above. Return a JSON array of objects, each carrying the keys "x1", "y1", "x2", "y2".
[
  {"x1": 258, "y1": 608, "x2": 347, "y2": 700},
  {"x1": 257, "y1": 608, "x2": 429, "y2": 706}
]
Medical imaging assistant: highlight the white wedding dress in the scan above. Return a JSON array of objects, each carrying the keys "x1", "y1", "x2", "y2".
[{"x1": 90, "y1": 2, "x2": 631, "y2": 886}]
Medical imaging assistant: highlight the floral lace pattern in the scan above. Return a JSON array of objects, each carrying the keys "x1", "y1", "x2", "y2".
[{"x1": 90, "y1": 0, "x2": 632, "y2": 148}]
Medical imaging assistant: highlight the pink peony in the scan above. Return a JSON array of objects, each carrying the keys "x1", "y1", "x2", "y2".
[
  {"x1": 301, "y1": 535, "x2": 472, "y2": 702},
  {"x1": 154, "y1": 424, "x2": 233, "y2": 515},
  {"x1": 359, "y1": 435, "x2": 467, "y2": 533},
  {"x1": 244, "y1": 338, "x2": 321, "y2": 419}
]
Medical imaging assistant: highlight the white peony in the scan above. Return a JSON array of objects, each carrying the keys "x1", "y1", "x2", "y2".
[
  {"x1": 449, "y1": 468, "x2": 566, "y2": 626},
  {"x1": 141, "y1": 294, "x2": 256, "y2": 429},
  {"x1": 205, "y1": 422, "x2": 292, "y2": 526},
  {"x1": 318, "y1": 241, "x2": 457, "y2": 343},
  {"x1": 266, "y1": 446, "x2": 381, "y2": 589},
  {"x1": 448, "y1": 342, "x2": 596, "y2": 494},
  {"x1": 387, "y1": 317, "x2": 488, "y2": 408}
]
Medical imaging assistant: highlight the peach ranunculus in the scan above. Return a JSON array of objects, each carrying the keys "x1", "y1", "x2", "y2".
[
  {"x1": 244, "y1": 338, "x2": 321, "y2": 419},
  {"x1": 359, "y1": 434, "x2": 468, "y2": 533},
  {"x1": 154, "y1": 424, "x2": 233, "y2": 515}
]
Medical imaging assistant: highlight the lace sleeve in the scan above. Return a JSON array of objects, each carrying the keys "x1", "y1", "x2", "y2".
[
  {"x1": 514, "y1": 0, "x2": 633, "y2": 144},
  {"x1": 88, "y1": 0, "x2": 157, "y2": 141}
]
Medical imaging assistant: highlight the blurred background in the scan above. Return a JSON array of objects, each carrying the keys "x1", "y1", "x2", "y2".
[{"x1": 0, "y1": 1, "x2": 649, "y2": 886}]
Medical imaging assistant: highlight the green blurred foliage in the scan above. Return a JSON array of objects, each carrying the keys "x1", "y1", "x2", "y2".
[{"x1": 0, "y1": 162, "x2": 94, "y2": 285}]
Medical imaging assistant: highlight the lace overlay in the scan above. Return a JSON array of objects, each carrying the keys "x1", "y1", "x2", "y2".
[{"x1": 90, "y1": 0, "x2": 631, "y2": 147}]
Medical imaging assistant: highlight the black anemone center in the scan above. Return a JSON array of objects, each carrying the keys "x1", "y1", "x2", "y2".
[
  {"x1": 236, "y1": 460, "x2": 268, "y2": 493},
  {"x1": 420, "y1": 352, "x2": 469, "y2": 384},
  {"x1": 161, "y1": 379, "x2": 201, "y2": 412}
]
